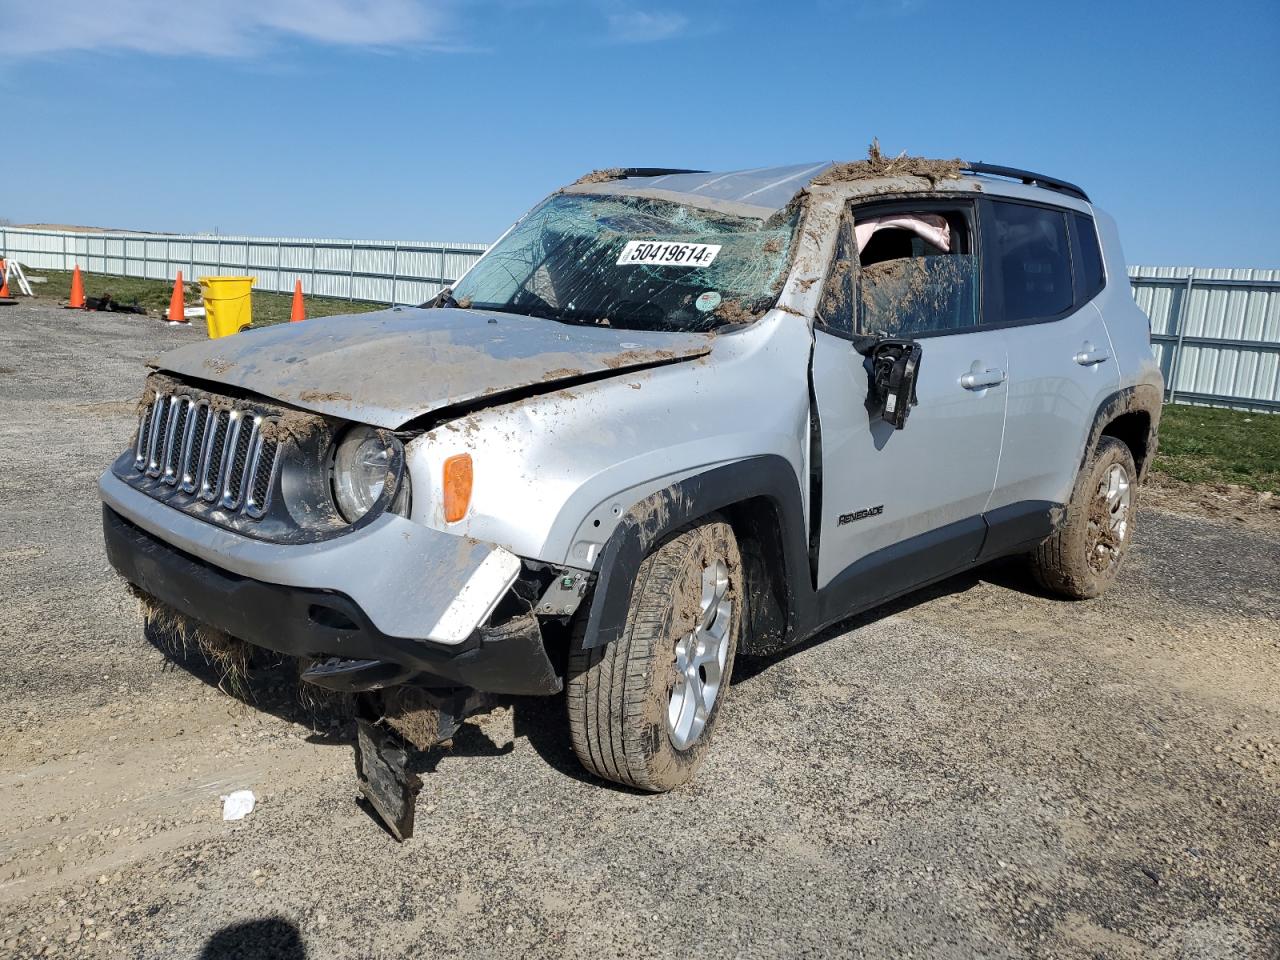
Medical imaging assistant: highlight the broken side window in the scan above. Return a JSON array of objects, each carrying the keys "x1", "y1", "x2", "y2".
[
  {"x1": 815, "y1": 208, "x2": 856, "y2": 335},
  {"x1": 854, "y1": 208, "x2": 979, "y2": 338}
]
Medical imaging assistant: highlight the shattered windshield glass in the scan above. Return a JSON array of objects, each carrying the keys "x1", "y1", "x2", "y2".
[{"x1": 449, "y1": 192, "x2": 800, "y2": 332}]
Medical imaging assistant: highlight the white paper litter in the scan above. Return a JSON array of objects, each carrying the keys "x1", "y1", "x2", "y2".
[{"x1": 221, "y1": 790, "x2": 256, "y2": 821}]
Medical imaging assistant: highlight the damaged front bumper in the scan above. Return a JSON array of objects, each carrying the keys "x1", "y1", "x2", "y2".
[{"x1": 99, "y1": 470, "x2": 562, "y2": 696}]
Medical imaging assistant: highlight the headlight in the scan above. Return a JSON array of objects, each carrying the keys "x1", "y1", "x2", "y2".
[{"x1": 331, "y1": 426, "x2": 405, "y2": 523}]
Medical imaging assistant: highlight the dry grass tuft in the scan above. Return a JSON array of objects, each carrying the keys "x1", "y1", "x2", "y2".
[
  {"x1": 294, "y1": 657, "x2": 357, "y2": 723},
  {"x1": 569, "y1": 168, "x2": 628, "y2": 186},
  {"x1": 129, "y1": 585, "x2": 252, "y2": 699},
  {"x1": 380, "y1": 687, "x2": 442, "y2": 750},
  {"x1": 810, "y1": 138, "x2": 965, "y2": 188}
]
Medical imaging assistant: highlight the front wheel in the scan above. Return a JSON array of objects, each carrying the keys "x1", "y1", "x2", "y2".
[
  {"x1": 1029, "y1": 436, "x2": 1138, "y2": 599},
  {"x1": 567, "y1": 519, "x2": 742, "y2": 792}
]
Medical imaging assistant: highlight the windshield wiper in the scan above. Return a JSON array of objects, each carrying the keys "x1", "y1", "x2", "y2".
[{"x1": 422, "y1": 288, "x2": 459, "y2": 309}]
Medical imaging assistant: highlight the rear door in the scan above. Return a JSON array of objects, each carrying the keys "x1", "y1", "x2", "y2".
[
  {"x1": 978, "y1": 198, "x2": 1121, "y2": 555},
  {"x1": 809, "y1": 198, "x2": 1008, "y2": 603}
]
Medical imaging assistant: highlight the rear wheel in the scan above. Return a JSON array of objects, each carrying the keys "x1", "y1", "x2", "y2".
[
  {"x1": 567, "y1": 519, "x2": 742, "y2": 792},
  {"x1": 1030, "y1": 436, "x2": 1137, "y2": 599}
]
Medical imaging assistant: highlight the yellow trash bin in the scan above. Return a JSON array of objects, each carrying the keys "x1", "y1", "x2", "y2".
[{"x1": 199, "y1": 276, "x2": 255, "y2": 339}]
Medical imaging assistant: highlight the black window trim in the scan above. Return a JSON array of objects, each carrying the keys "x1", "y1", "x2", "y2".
[
  {"x1": 810, "y1": 192, "x2": 1102, "y2": 342},
  {"x1": 844, "y1": 195, "x2": 986, "y2": 342},
  {"x1": 977, "y1": 195, "x2": 1084, "y2": 331},
  {"x1": 1067, "y1": 210, "x2": 1107, "y2": 305}
]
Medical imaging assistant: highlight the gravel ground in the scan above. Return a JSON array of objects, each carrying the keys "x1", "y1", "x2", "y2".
[{"x1": 1, "y1": 300, "x2": 1278, "y2": 959}]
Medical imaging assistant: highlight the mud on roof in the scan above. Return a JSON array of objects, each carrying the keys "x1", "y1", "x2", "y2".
[
  {"x1": 809, "y1": 140, "x2": 966, "y2": 188},
  {"x1": 571, "y1": 168, "x2": 629, "y2": 186},
  {"x1": 570, "y1": 167, "x2": 710, "y2": 187},
  {"x1": 566, "y1": 146, "x2": 966, "y2": 216}
]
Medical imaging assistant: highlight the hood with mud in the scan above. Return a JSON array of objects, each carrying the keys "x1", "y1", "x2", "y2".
[{"x1": 155, "y1": 307, "x2": 712, "y2": 428}]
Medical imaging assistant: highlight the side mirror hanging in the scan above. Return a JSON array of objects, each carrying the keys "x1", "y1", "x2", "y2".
[{"x1": 853, "y1": 336, "x2": 923, "y2": 430}]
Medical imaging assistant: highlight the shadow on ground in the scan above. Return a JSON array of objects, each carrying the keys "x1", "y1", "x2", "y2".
[
  {"x1": 200, "y1": 917, "x2": 307, "y2": 959},
  {"x1": 142, "y1": 620, "x2": 356, "y2": 743},
  {"x1": 733, "y1": 554, "x2": 1056, "y2": 683}
]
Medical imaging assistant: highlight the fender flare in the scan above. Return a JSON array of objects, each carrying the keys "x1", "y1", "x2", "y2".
[
  {"x1": 1079, "y1": 383, "x2": 1163, "y2": 480},
  {"x1": 581, "y1": 455, "x2": 811, "y2": 650}
]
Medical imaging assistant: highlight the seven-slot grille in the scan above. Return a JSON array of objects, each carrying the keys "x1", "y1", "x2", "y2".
[{"x1": 134, "y1": 391, "x2": 281, "y2": 519}]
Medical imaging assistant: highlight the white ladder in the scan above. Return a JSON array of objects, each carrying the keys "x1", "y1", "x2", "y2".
[{"x1": 2, "y1": 259, "x2": 34, "y2": 297}]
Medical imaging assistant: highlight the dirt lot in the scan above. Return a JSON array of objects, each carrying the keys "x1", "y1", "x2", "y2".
[{"x1": 1, "y1": 301, "x2": 1278, "y2": 959}]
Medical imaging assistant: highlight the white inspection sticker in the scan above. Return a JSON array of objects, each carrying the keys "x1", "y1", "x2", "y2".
[{"x1": 617, "y1": 240, "x2": 721, "y2": 268}]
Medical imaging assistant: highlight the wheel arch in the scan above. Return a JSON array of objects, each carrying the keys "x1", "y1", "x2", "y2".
[
  {"x1": 580, "y1": 456, "x2": 811, "y2": 653},
  {"x1": 1082, "y1": 384, "x2": 1162, "y2": 483},
  {"x1": 1101, "y1": 410, "x2": 1156, "y2": 481}
]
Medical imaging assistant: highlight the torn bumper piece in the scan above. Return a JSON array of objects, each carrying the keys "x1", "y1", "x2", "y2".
[
  {"x1": 100, "y1": 483, "x2": 561, "y2": 696},
  {"x1": 355, "y1": 718, "x2": 423, "y2": 841}
]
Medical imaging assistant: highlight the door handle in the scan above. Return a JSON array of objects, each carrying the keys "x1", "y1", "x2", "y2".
[
  {"x1": 960, "y1": 368, "x2": 1006, "y2": 390},
  {"x1": 1074, "y1": 343, "x2": 1111, "y2": 366}
]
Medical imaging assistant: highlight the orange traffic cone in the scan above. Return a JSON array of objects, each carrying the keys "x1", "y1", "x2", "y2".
[
  {"x1": 167, "y1": 271, "x2": 188, "y2": 324},
  {"x1": 67, "y1": 265, "x2": 86, "y2": 308},
  {"x1": 0, "y1": 260, "x2": 9, "y2": 298},
  {"x1": 289, "y1": 279, "x2": 305, "y2": 322}
]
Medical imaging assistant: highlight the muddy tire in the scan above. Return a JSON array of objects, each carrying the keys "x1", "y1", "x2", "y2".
[
  {"x1": 1030, "y1": 436, "x2": 1138, "y2": 599},
  {"x1": 567, "y1": 519, "x2": 742, "y2": 792}
]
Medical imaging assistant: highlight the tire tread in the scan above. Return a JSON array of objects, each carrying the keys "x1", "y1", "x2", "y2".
[{"x1": 567, "y1": 521, "x2": 740, "y2": 792}]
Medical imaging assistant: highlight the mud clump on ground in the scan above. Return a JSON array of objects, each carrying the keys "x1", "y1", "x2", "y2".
[
  {"x1": 811, "y1": 139, "x2": 965, "y2": 188},
  {"x1": 1141, "y1": 474, "x2": 1280, "y2": 536}
]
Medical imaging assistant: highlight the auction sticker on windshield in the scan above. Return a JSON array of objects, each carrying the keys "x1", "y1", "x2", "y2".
[{"x1": 617, "y1": 241, "x2": 721, "y2": 268}]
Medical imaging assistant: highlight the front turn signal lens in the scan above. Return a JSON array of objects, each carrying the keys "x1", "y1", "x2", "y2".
[{"x1": 442, "y1": 453, "x2": 473, "y2": 523}]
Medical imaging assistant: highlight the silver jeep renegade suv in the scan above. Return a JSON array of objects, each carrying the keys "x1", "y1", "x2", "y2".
[{"x1": 101, "y1": 155, "x2": 1161, "y2": 834}]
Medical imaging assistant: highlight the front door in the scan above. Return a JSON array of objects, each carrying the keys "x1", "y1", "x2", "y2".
[{"x1": 809, "y1": 199, "x2": 1007, "y2": 611}]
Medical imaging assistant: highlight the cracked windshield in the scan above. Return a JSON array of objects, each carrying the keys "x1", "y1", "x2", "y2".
[{"x1": 449, "y1": 192, "x2": 799, "y2": 332}]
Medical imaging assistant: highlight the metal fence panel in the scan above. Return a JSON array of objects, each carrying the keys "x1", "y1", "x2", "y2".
[
  {"x1": 1129, "y1": 266, "x2": 1280, "y2": 412},
  {"x1": 0, "y1": 226, "x2": 488, "y2": 308}
]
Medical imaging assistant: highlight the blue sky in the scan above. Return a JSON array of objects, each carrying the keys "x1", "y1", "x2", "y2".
[{"x1": 1, "y1": 0, "x2": 1277, "y2": 267}]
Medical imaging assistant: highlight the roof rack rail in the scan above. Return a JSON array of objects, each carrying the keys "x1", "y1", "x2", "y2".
[{"x1": 962, "y1": 162, "x2": 1090, "y2": 202}]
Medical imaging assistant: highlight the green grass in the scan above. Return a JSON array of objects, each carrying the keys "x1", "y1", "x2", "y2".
[
  {"x1": 1154, "y1": 403, "x2": 1280, "y2": 494},
  {"x1": 16, "y1": 268, "x2": 386, "y2": 326}
]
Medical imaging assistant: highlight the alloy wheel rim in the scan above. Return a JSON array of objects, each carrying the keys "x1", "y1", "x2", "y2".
[
  {"x1": 1088, "y1": 462, "x2": 1132, "y2": 572},
  {"x1": 667, "y1": 559, "x2": 731, "y2": 751}
]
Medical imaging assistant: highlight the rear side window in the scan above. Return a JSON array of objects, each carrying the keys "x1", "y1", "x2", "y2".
[
  {"x1": 1072, "y1": 212, "x2": 1106, "y2": 300},
  {"x1": 986, "y1": 200, "x2": 1073, "y2": 323}
]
